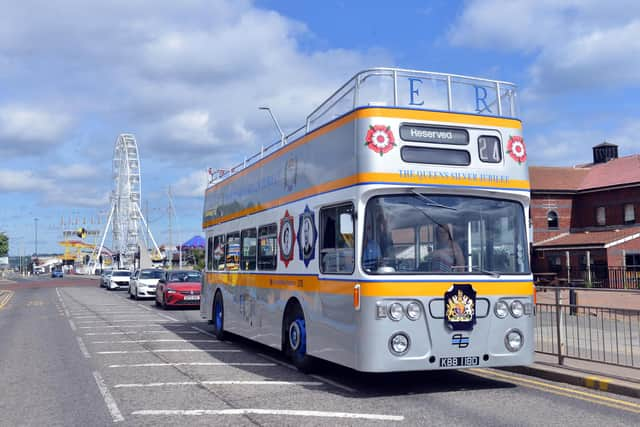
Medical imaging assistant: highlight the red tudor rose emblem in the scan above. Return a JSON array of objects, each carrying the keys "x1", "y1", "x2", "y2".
[
  {"x1": 365, "y1": 124, "x2": 396, "y2": 156},
  {"x1": 507, "y1": 135, "x2": 527, "y2": 164},
  {"x1": 279, "y1": 210, "x2": 296, "y2": 268}
]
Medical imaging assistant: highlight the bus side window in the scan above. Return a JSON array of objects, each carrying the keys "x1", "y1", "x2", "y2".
[
  {"x1": 212, "y1": 234, "x2": 225, "y2": 271},
  {"x1": 226, "y1": 232, "x2": 241, "y2": 271},
  {"x1": 207, "y1": 236, "x2": 213, "y2": 271},
  {"x1": 258, "y1": 223, "x2": 277, "y2": 270},
  {"x1": 320, "y1": 203, "x2": 354, "y2": 274},
  {"x1": 241, "y1": 228, "x2": 257, "y2": 271}
]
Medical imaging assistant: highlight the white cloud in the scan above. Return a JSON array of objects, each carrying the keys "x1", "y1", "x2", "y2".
[
  {"x1": 0, "y1": 169, "x2": 54, "y2": 192},
  {"x1": 172, "y1": 169, "x2": 209, "y2": 198},
  {"x1": 0, "y1": 106, "x2": 71, "y2": 155},
  {"x1": 48, "y1": 163, "x2": 100, "y2": 180},
  {"x1": 449, "y1": 1, "x2": 640, "y2": 92}
]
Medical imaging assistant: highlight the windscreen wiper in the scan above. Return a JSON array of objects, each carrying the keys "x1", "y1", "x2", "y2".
[
  {"x1": 410, "y1": 189, "x2": 457, "y2": 211},
  {"x1": 471, "y1": 266, "x2": 501, "y2": 278}
]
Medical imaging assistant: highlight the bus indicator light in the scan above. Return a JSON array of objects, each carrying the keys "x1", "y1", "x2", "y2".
[{"x1": 353, "y1": 284, "x2": 361, "y2": 311}]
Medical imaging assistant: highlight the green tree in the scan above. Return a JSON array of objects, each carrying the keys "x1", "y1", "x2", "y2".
[
  {"x1": 192, "y1": 248, "x2": 205, "y2": 270},
  {"x1": 0, "y1": 233, "x2": 8, "y2": 257}
]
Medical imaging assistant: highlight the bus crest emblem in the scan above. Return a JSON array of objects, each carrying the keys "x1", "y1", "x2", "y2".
[
  {"x1": 507, "y1": 135, "x2": 527, "y2": 164},
  {"x1": 297, "y1": 205, "x2": 317, "y2": 268},
  {"x1": 279, "y1": 210, "x2": 296, "y2": 267},
  {"x1": 444, "y1": 284, "x2": 476, "y2": 330},
  {"x1": 365, "y1": 124, "x2": 396, "y2": 156}
]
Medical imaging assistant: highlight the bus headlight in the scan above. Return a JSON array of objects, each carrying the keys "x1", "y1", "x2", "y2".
[
  {"x1": 389, "y1": 333, "x2": 410, "y2": 355},
  {"x1": 510, "y1": 300, "x2": 524, "y2": 318},
  {"x1": 494, "y1": 300, "x2": 509, "y2": 318},
  {"x1": 388, "y1": 303, "x2": 404, "y2": 321},
  {"x1": 505, "y1": 329, "x2": 523, "y2": 352},
  {"x1": 406, "y1": 302, "x2": 421, "y2": 320}
]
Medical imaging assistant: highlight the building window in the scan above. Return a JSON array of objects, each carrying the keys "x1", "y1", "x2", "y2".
[
  {"x1": 547, "y1": 211, "x2": 558, "y2": 229},
  {"x1": 624, "y1": 204, "x2": 635, "y2": 224},
  {"x1": 596, "y1": 206, "x2": 606, "y2": 226},
  {"x1": 626, "y1": 253, "x2": 640, "y2": 271}
]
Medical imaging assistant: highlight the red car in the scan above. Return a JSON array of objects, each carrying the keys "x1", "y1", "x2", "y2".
[{"x1": 155, "y1": 270, "x2": 202, "y2": 309}]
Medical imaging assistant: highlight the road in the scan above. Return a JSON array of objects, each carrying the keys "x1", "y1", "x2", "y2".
[{"x1": 1, "y1": 276, "x2": 639, "y2": 426}]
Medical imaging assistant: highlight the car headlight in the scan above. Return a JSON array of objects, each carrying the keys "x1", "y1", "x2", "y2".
[
  {"x1": 510, "y1": 300, "x2": 524, "y2": 318},
  {"x1": 495, "y1": 300, "x2": 509, "y2": 318},
  {"x1": 406, "y1": 302, "x2": 421, "y2": 321},
  {"x1": 389, "y1": 333, "x2": 410, "y2": 355},
  {"x1": 388, "y1": 303, "x2": 404, "y2": 321},
  {"x1": 505, "y1": 329, "x2": 524, "y2": 352}
]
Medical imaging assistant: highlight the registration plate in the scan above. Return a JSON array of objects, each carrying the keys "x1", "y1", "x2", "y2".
[
  {"x1": 439, "y1": 356, "x2": 480, "y2": 368},
  {"x1": 184, "y1": 295, "x2": 200, "y2": 301}
]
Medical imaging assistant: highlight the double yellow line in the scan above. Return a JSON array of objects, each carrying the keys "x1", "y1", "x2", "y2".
[
  {"x1": 0, "y1": 290, "x2": 14, "y2": 310},
  {"x1": 470, "y1": 368, "x2": 640, "y2": 414}
]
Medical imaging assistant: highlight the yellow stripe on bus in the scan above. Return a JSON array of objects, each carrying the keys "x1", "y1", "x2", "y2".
[
  {"x1": 205, "y1": 272, "x2": 534, "y2": 297},
  {"x1": 203, "y1": 172, "x2": 530, "y2": 228}
]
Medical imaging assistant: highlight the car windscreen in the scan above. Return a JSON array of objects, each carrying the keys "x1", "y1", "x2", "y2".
[
  {"x1": 168, "y1": 272, "x2": 202, "y2": 282},
  {"x1": 140, "y1": 270, "x2": 163, "y2": 279},
  {"x1": 113, "y1": 271, "x2": 130, "y2": 277}
]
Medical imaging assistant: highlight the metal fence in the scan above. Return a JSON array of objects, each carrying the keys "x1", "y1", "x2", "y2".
[
  {"x1": 537, "y1": 265, "x2": 640, "y2": 289},
  {"x1": 535, "y1": 286, "x2": 640, "y2": 368}
]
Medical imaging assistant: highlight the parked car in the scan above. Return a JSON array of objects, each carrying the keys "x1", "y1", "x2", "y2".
[
  {"x1": 129, "y1": 268, "x2": 164, "y2": 300},
  {"x1": 155, "y1": 270, "x2": 202, "y2": 309},
  {"x1": 107, "y1": 270, "x2": 131, "y2": 290},
  {"x1": 51, "y1": 269, "x2": 64, "y2": 278},
  {"x1": 99, "y1": 269, "x2": 113, "y2": 287}
]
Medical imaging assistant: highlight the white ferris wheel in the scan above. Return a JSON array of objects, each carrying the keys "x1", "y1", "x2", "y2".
[{"x1": 93, "y1": 134, "x2": 160, "y2": 271}]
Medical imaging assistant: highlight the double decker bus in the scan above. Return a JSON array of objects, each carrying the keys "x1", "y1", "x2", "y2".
[{"x1": 201, "y1": 68, "x2": 533, "y2": 372}]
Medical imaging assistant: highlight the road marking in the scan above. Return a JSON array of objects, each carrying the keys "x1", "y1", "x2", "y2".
[
  {"x1": 131, "y1": 409, "x2": 404, "y2": 421},
  {"x1": 0, "y1": 291, "x2": 14, "y2": 309},
  {"x1": 73, "y1": 315, "x2": 163, "y2": 319},
  {"x1": 309, "y1": 374, "x2": 357, "y2": 394},
  {"x1": 77, "y1": 319, "x2": 175, "y2": 324},
  {"x1": 76, "y1": 336, "x2": 91, "y2": 358},
  {"x1": 92, "y1": 339, "x2": 217, "y2": 344},
  {"x1": 97, "y1": 349, "x2": 242, "y2": 354},
  {"x1": 68, "y1": 319, "x2": 77, "y2": 331},
  {"x1": 471, "y1": 369, "x2": 640, "y2": 414},
  {"x1": 108, "y1": 362, "x2": 277, "y2": 368},
  {"x1": 92, "y1": 371, "x2": 124, "y2": 423},
  {"x1": 85, "y1": 331, "x2": 199, "y2": 336},
  {"x1": 257, "y1": 353, "x2": 297, "y2": 371},
  {"x1": 115, "y1": 380, "x2": 323, "y2": 388},
  {"x1": 79, "y1": 324, "x2": 186, "y2": 329}
]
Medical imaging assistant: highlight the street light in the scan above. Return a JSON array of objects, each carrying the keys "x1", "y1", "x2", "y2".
[
  {"x1": 34, "y1": 218, "x2": 39, "y2": 275},
  {"x1": 259, "y1": 106, "x2": 286, "y2": 146}
]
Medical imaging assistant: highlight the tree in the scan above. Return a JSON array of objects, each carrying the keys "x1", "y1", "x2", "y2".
[{"x1": 0, "y1": 233, "x2": 8, "y2": 257}]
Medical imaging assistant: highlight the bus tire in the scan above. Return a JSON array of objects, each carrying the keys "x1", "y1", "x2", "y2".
[
  {"x1": 284, "y1": 303, "x2": 313, "y2": 373},
  {"x1": 213, "y1": 291, "x2": 225, "y2": 340}
]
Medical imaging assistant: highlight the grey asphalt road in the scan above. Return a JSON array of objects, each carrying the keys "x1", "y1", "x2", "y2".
[{"x1": 1, "y1": 278, "x2": 639, "y2": 426}]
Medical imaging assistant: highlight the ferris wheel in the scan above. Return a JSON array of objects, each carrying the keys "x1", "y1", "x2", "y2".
[
  {"x1": 91, "y1": 134, "x2": 161, "y2": 271},
  {"x1": 112, "y1": 134, "x2": 142, "y2": 266}
]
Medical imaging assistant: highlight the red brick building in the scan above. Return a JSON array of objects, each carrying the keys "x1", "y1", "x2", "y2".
[{"x1": 530, "y1": 143, "x2": 640, "y2": 287}]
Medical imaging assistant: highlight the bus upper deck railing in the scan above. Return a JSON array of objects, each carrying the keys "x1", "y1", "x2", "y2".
[{"x1": 207, "y1": 67, "x2": 519, "y2": 187}]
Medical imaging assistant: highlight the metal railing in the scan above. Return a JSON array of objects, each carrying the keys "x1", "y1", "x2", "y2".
[{"x1": 535, "y1": 286, "x2": 640, "y2": 368}]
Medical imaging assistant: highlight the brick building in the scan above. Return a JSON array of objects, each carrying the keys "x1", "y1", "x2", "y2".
[{"x1": 529, "y1": 143, "x2": 640, "y2": 287}]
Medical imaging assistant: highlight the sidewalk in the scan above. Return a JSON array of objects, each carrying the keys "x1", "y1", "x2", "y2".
[{"x1": 501, "y1": 353, "x2": 640, "y2": 398}]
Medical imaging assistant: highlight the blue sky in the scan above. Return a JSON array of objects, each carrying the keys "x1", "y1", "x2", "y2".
[{"x1": 1, "y1": 0, "x2": 639, "y2": 255}]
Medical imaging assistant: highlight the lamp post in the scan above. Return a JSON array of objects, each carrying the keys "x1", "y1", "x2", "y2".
[
  {"x1": 34, "y1": 218, "x2": 39, "y2": 274},
  {"x1": 259, "y1": 106, "x2": 286, "y2": 146}
]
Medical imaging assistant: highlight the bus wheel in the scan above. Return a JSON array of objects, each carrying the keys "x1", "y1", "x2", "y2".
[
  {"x1": 213, "y1": 291, "x2": 225, "y2": 340},
  {"x1": 285, "y1": 305, "x2": 313, "y2": 373}
]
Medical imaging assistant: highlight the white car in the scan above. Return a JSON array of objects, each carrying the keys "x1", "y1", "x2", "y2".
[
  {"x1": 107, "y1": 270, "x2": 131, "y2": 290},
  {"x1": 129, "y1": 268, "x2": 164, "y2": 299}
]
